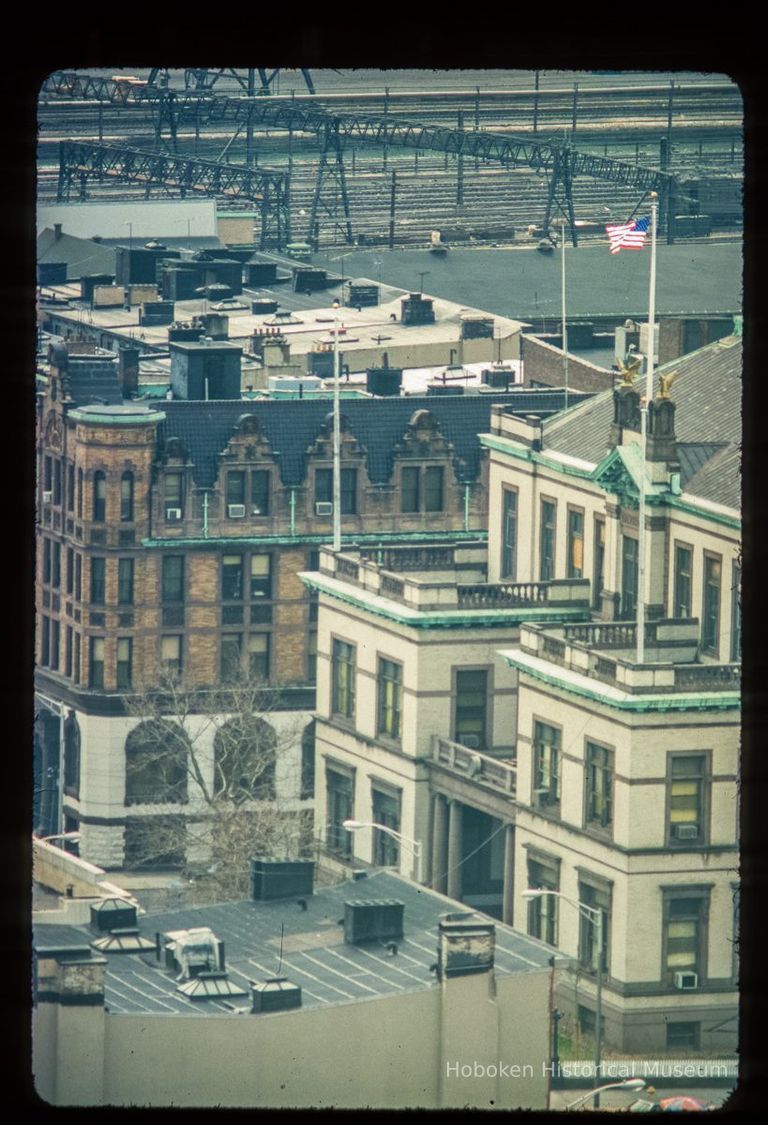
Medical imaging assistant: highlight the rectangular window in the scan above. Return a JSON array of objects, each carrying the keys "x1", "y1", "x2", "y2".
[
  {"x1": 315, "y1": 468, "x2": 332, "y2": 504},
  {"x1": 668, "y1": 754, "x2": 707, "y2": 845},
  {"x1": 585, "y1": 742, "x2": 614, "y2": 831},
  {"x1": 331, "y1": 639, "x2": 356, "y2": 719},
  {"x1": 117, "y1": 637, "x2": 132, "y2": 689},
  {"x1": 222, "y1": 554, "x2": 243, "y2": 600},
  {"x1": 702, "y1": 554, "x2": 722, "y2": 655},
  {"x1": 52, "y1": 542, "x2": 61, "y2": 589},
  {"x1": 340, "y1": 468, "x2": 357, "y2": 515},
  {"x1": 307, "y1": 631, "x2": 318, "y2": 682},
  {"x1": 220, "y1": 634, "x2": 242, "y2": 682},
  {"x1": 454, "y1": 669, "x2": 488, "y2": 750},
  {"x1": 250, "y1": 555, "x2": 272, "y2": 599},
  {"x1": 77, "y1": 468, "x2": 83, "y2": 518},
  {"x1": 75, "y1": 554, "x2": 82, "y2": 601},
  {"x1": 41, "y1": 616, "x2": 50, "y2": 666},
  {"x1": 533, "y1": 720, "x2": 561, "y2": 808},
  {"x1": 65, "y1": 625, "x2": 73, "y2": 678},
  {"x1": 593, "y1": 518, "x2": 605, "y2": 609},
  {"x1": 248, "y1": 634, "x2": 270, "y2": 680},
  {"x1": 424, "y1": 466, "x2": 444, "y2": 512},
  {"x1": 44, "y1": 456, "x2": 53, "y2": 494},
  {"x1": 162, "y1": 556, "x2": 184, "y2": 603},
  {"x1": 251, "y1": 469, "x2": 270, "y2": 516},
  {"x1": 66, "y1": 547, "x2": 74, "y2": 595},
  {"x1": 53, "y1": 459, "x2": 62, "y2": 506},
  {"x1": 226, "y1": 470, "x2": 245, "y2": 506},
  {"x1": 674, "y1": 544, "x2": 693, "y2": 618},
  {"x1": 90, "y1": 557, "x2": 106, "y2": 605},
  {"x1": 377, "y1": 658, "x2": 402, "y2": 740},
  {"x1": 326, "y1": 766, "x2": 354, "y2": 857},
  {"x1": 527, "y1": 857, "x2": 559, "y2": 945},
  {"x1": 93, "y1": 473, "x2": 106, "y2": 522},
  {"x1": 161, "y1": 635, "x2": 182, "y2": 677},
  {"x1": 67, "y1": 463, "x2": 75, "y2": 512},
  {"x1": 579, "y1": 880, "x2": 611, "y2": 974},
  {"x1": 49, "y1": 619, "x2": 60, "y2": 671},
  {"x1": 73, "y1": 632, "x2": 81, "y2": 684},
  {"x1": 567, "y1": 508, "x2": 584, "y2": 579},
  {"x1": 401, "y1": 466, "x2": 420, "y2": 513},
  {"x1": 540, "y1": 499, "x2": 557, "y2": 581},
  {"x1": 120, "y1": 474, "x2": 134, "y2": 522},
  {"x1": 663, "y1": 893, "x2": 708, "y2": 985},
  {"x1": 89, "y1": 637, "x2": 105, "y2": 689},
  {"x1": 501, "y1": 489, "x2": 517, "y2": 579},
  {"x1": 666, "y1": 1022, "x2": 700, "y2": 1051},
  {"x1": 372, "y1": 787, "x2": 401, "y2": 866},
  {"x1": 42, "y1": 539, "x2": 51, "y2": 585},
  {"x1": 165, "y1": 470, "x2": 183, "y2": 517},
  {"x1": 621, "y1": 534, "x2": 638, "y2": 619},
  {"x1": 118, "y1": 557, "x2": 134, "y2": 605},
  {"x1": 731, "y1": 563, "x2": 741, "y2": 661}
]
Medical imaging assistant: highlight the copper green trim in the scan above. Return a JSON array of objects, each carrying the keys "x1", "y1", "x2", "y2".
[
  {"x1": 69, "y1": 407, "x2": 166, "y2": 426},
  {"x1": 141, "y1": 529, "x2": 489, "y2": 549},
  {"x1": 500, "y1": 653, "x2": 740, "y2": 713},
  {"x1": 301, "y1": 575, "x2": 590, "y2": 630},
  {"x1": 666, "y1": 495, "x2": 740, "y2": 531},
  {"x1": 482, "y1": 433, "x2": 595, "y2": 480}
]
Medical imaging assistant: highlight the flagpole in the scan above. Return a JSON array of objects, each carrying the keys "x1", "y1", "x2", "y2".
[
  {"x1": 561, "y1": 218, "x2": 569, "y2": 411},
  {"x1": 637, "y1": 194, "x2": 658, "y2": 665}
]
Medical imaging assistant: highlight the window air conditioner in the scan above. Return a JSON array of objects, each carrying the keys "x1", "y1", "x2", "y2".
[
  {"x1": 166, "y1": 507, "x2": 182, "y2": 521},
  {"x1": 315, "y1": 501, "x2": 334, "y2": 516},
  {"x1": 673, "y1": 823, "x2": 700, "y2": 841},
  {"x1": 251, "y1": 506, "x2": 262, "y2": 516},
  {"x1": 228, "y1": 504, "x2": 246, "y2": 518},
  {"x1": 42, "y1": 490, "x2": 53, "y2": 503},
  {"x1": 460, "y1": 734, "x2": 482, "y2": 750},
  {"x1": 674, "y1": 970, "x2": 698, "y2": 990}
]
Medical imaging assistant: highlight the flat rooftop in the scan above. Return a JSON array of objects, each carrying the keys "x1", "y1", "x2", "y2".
[{"x1": 34, "y1": 870, "x2": 553, "y2": 1016}]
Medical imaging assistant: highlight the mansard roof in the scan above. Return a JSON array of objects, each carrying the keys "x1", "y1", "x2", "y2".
[{"x1": 156, "y1": 390, "x2": 590, "y2": 489}]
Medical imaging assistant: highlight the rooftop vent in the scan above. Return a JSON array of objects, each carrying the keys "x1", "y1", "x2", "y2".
[
  {"x1": 160, "y1": 927, "x2": 224, "y2": 980},
  {"x1": 176, "y1": 971, "x2": 249, "y2": 1000},
  {"x1": 251, "y1": 976, "x2": 303, "y2": 1013},
  {"x1": 89, "y1": 897, "x2": 138, "y2": 933},
  {"x1": 91, "y1": 927, "x2": 156, "y2": 954},
  {"x1": 437, "y1": 912, "x2": 495, "y2": 980},
  {"x1": 344, "y1": 900, "x2": 404, "y2": 945},
  {"x1": 251, "y1": 858, "x2": 315, "y2": 902}
]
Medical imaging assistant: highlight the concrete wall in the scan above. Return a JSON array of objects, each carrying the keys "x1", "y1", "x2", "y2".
[
  {"x1": 35, "y1": 961, "x2": 549, "y2": 1108},
  {"x1": 217, "y1": 215, "x2": 256, "y2": 246}
]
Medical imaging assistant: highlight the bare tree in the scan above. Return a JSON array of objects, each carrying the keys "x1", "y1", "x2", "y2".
[{"x1": 122, "y1": 672, "x2": 312, "y2": 901}]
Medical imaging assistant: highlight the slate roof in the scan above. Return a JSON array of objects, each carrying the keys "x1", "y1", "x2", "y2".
[
  {"x1": 157, "y1": 390, "x2": 592, "y2": 489},
  {"x1": 37, "y1": 229, "x2": 117, "y2": 280},
  {"x1": 541, "y1": 337, "x2": 741, "y2": 509},
  {"x1": 33, "y1": 871, "x2": 553, "y2": 1016}
]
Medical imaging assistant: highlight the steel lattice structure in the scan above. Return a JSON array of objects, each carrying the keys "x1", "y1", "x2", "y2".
[
  {"x1": 56, "y1": 141, "x2": 291, "y2": 248},
  {"x1": 44, "y1": 72, "x2": 677, "y2": 244}
]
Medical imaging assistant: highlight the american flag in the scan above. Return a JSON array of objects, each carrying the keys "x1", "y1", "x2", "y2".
[{"x1": 605, "y1": 215, "x2": 650, "y2": 254}]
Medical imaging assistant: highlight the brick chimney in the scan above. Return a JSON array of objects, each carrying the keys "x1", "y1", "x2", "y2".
[{"x1": 53, "y1": 223, "x2": 62, "y2": 242}]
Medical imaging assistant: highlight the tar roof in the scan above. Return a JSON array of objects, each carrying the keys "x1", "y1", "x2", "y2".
[
  {"x1": 34, "y1": 871, "x2": 553, "y2": 1016},
  {"x1": 38, "y1": 228, "x2": 118, "y2": 280},
  {"x1": 541, "y1": 336, "x2": 741, "y2": 509},
  {"x1": 157, "y1": 390, "x2": 591, "y2": 488}
]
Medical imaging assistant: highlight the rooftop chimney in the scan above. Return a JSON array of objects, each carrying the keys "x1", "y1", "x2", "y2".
[
  {"x1": 437, "y1": 912, "x2": 495, "y2": 980},
  {"x1": 53, "y1": 223, "x2": 62, "y2": 242}
]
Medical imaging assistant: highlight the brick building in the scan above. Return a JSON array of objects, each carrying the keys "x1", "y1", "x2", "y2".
[{"x1": 34, "y1": 337, "x2": 583, "y2": 869}]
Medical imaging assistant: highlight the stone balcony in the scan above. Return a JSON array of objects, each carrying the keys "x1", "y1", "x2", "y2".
[
  {"x1": 317, "y1": 545, "x2": 591, "y2": 617},
  {"x1": 431, "y1": 735, "x2": 517, "y2": 796},
  {"x1": 514, "y1": 618, "x2": 741, "y2": 696}
]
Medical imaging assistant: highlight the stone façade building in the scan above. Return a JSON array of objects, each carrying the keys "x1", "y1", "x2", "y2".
[
  {"x1": 304, "y1": 335, "x2": 741, "y2": 1053},
  {"x1": 34, "y1": 337, "x2": 584, "y2": 869}
]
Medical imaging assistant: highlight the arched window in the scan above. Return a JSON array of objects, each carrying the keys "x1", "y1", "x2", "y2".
[
  {"x1": 63, "y1": 711, "x2": 81, "y2": 798},
  {"x1": 120, "y1": 471, "x2": 134, "y2": 522},
  {"x1": 125, "y1": 720, "x2": 189, "y2": 806},
  {"x1": 300, "y1": 720, "x2": 315, "y2": 800},
  {"x1": 93, "y1": 471, "x2": 106, "y2": 522},
  {"x1": 213, "y1": 716, "x2": 276, "y2": 802}
]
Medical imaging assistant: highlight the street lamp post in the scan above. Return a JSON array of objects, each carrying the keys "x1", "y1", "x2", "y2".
[
  {"x1": 343, "y1": 819, "x2": 423, "y2": 884},
  {"x1": 332, "y1": 299, "x2": 341, "y2": 552},
  {"x1": 523, "y1": 889, "x2": 604, "y2": 1107},
  {"x1": 565, "y1": 1078, "x2": 646, "y2": 1111}
]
